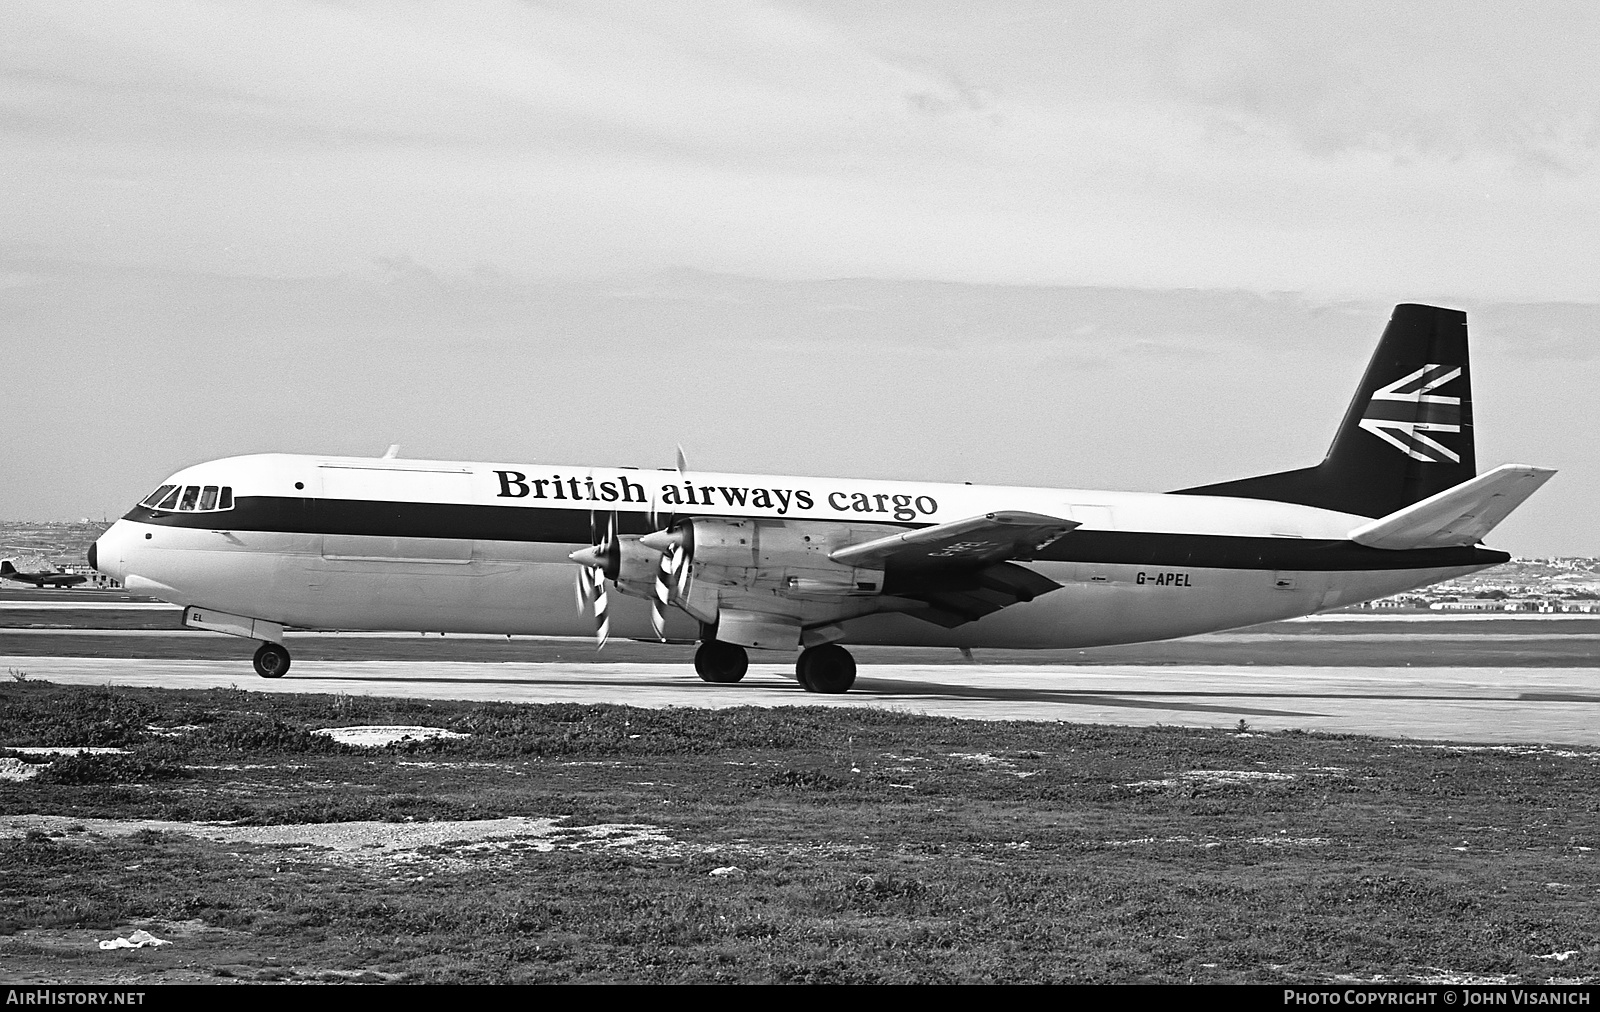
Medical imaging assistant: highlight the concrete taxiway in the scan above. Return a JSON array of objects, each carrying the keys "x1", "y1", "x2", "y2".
[{"x1": 6, "y1": 656, "x2": 1598, "y2": 747}]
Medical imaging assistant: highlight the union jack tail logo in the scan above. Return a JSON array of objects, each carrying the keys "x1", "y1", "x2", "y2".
[{"x1": 1357, "y1": 363, "x2": 1462, "y2": 463}]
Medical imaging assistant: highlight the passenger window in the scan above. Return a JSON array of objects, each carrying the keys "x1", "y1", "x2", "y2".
[
  {"x1": 179, "y1": 486, "x2": 201, "y2": 511},
  {"x1": 142, "y1": 485, "x2": 176, "y2": 508},
  {"x1": 219, "y1": 487, "x2": 233, "y2": 510},
  {"x1": 156, "y1": 486, "x2": 182, "y2": 510},
  {"x1": 199, "y1": 486, "x2": 219, "y2": 510}
]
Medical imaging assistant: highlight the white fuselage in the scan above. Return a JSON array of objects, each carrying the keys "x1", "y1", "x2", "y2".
[{"x1": 92, "y1": 453, "x2": 1499, "y2": 650}]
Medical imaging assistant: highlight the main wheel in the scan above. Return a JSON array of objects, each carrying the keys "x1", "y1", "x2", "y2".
[
  {"x1": 253, "y1": 642, "x2": 291, "y2": 679},
  {"x1": 694, "y1": 640, "x2": 748, "y2": 683},
  {"x1": 796, "y1": 643, "x2": 855, "y2": 694}
]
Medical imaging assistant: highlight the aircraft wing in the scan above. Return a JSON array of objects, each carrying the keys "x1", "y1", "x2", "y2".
[
  {"x1": 829, "y1": 511, "x2": 1079, "y2": 569},
  {"x1": 881, "y1": 561, "x2": 1065, "y2": 628},
  {"x1": 1349, "y1": 464, "x2": 1556, "y2": 550},
  {"x1": 827, "y1": 511, "x2": 1078, "y2": 628}
]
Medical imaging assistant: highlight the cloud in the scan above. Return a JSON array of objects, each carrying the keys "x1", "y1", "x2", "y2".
[
  {"x1": 1471, "y1": 302, "x2": 1600, "y2": 361},
  {"x1": 1002, "y1": 4, "x2": 1600, "y2": 173},
  {"x1": 2, "y1": 2, "x2": 1597, "y2": 300}
]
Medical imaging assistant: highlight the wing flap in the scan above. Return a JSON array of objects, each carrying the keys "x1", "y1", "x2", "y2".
[
  {"x1": 892, "y1": 561, "x2": 1063, "y2": 628},
  {"x1": 829, "y1": 511, "x2": 1079, "y2": 569},
  {"x1": 1348, "y1": 463, "x2": 1556, "y2": 550}
]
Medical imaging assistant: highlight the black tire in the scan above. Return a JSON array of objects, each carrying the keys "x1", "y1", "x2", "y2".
[
  {"x1": 694, "y1": 640, "x2": 748, "y2": 683},
  {"x1": 797, "y1": 643, "x2": 855, "y2": 694},
  {"x1": 253, "y1": 642, "x2": 291, "y2": 679}
]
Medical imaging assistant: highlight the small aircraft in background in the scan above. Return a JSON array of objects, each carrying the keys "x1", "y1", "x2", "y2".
[{"x1": 0, "y1": 559, "x2": 88, "y2": 589}]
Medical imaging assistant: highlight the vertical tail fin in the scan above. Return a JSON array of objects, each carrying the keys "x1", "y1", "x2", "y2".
[{"x1": 1175, "y1": 304, "x2": 1475, "y2": 518}]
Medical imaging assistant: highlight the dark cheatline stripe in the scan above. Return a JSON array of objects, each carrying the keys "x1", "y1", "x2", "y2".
[
  {"x1": 1042, "y1": 530, "x2": 1501, "y2": 571},
  {"x1": 124, "y1": 496, "x2": 1508, "y2": 573},
  {"x1": 126, "y1": 496, "x2": 654, "y2": 543}
]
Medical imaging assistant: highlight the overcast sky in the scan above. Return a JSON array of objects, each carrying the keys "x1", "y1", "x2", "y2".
[{"x1": 4, "y1": 2, "x2": 1596, "y2": 555}]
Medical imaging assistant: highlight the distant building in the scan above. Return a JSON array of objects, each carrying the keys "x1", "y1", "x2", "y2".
[
  {"x1": 1365, "y1": 595, "x2": 1427, "y2": 609},
  {"x1": 1428, "y1": 597, "x2": 1594, "y2": 613}
]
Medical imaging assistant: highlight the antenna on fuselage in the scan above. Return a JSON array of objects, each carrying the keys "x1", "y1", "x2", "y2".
[{"x1": 383, "y1": 444, "x2": 401, "y2": 459}]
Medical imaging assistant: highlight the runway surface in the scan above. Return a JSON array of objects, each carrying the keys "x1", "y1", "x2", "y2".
[{"x1": 7, "y1": 655, "x2": 1599, "y2": 747}]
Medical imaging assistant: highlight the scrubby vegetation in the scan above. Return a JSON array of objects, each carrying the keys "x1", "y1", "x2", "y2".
[
  {"x1": 1, "y1": 679, "x2": 1596, "y2": 984},
  {"x1": 32, "y1": 751, "x2": 189, "y2": 786}
]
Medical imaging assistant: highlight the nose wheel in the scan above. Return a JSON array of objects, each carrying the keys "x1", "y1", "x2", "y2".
[
  {"x1": 796, "y1": 643, "x2": 856, "y2": 694},
  {"x1": 694, "y1": 640, "x2": 748, "y2": 683},
  {"x1": 253, "y1": 642, "x2": 291, "y2": 679}
]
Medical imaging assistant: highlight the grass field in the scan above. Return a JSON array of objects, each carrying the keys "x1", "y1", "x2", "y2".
[{"x1": 2, "y1": 679, "x2": 1597, "y2": 984}]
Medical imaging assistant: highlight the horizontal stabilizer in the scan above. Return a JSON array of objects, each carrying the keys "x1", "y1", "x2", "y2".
[
  {"x1": 1348, "y1": 464, "x2": 1556, "y2": 550},
  {"x1": 830, "y1": 511, "x2": 1079, "y2": 569}
]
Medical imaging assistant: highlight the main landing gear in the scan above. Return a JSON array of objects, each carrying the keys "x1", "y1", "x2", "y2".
[
  {"x1": 253, "y1": 642, "x2": 290, "y2": 679},
  {"x1": 796, "y1": 643, "x2": 856, "y2": 694},
  {"x1": 694, "y1": 639, "x2": 748, "y2": 683},
  {"x1": 692, "y1": 639, "x2": 858, "y2": 693}
]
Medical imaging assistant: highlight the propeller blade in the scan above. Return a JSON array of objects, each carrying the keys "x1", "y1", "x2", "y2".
[
  {"x1": 575, "y1": 507, "x2": 612, "y2": 648},
  {"x1": 593, "y1": 578, "x2": 610, "y2": 649},
  {"x1": 651, "y1": 549, "x2": 672, "y2": 640},
  {"x1": 672, "y1": 543, "x2": 691, "y2": 597},
  {"x1": 574, "y1": 567, "x2": 590, "y2": 612}
]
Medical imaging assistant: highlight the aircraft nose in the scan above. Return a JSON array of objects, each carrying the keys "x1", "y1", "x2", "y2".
[{"x1": 91, "y1": 521, "x2": 130, "y2": 582}]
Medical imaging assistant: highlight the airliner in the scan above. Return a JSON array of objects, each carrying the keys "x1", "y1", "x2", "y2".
[{"x1": 89, "y1": 304, "x2": 1554, "y2": 692}]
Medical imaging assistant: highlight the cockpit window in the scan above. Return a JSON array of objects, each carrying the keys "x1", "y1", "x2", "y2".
[{"x1": 144, "y1": 483, "x2": 234, "y2": 513}]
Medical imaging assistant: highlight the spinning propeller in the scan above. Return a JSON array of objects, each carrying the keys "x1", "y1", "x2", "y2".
[
  {"x1": 646, "y1": 445, "x2": 692, "y2": 641},
  {"x1": 647, "y1": 528, "x2": 690, "y2": 640},
  {"x1": 569, "y1": 512, "x2": 615, "y2": 648},
  {"x1": 646, "y1": 445, "x2": 691, "y2": 640},
  {"x1": 568, "y1": 449, "x2": 694, "y2": 647}
]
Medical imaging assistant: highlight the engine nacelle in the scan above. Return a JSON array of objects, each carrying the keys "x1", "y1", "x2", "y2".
[
  {"x1": 682, "y1": 518, "x2": 757, "y2": 569},
  {"x1": 606, "y1": 536, "x2": 665, "y2": 599},
  {"x1": 683, "y1": 518, "x2": 884, "y2": 596}
]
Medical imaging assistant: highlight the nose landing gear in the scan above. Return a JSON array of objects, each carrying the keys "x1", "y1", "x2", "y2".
[
  {"x1": 693, "y1": 639, "x2": 748, "y2": 683},
  {"x1": 796, "y1": 643, "x2": 855, "y2": 694},
  {"x1": 253, "y1": 642, "x2": 291, "y2": 679}
]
